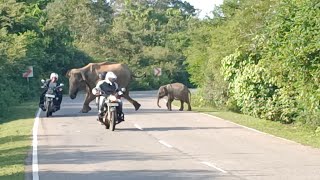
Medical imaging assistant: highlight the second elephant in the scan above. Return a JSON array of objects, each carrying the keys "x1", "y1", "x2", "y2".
[{"x1": 157, "y1": 83, "x2": 191, "y2": 111}]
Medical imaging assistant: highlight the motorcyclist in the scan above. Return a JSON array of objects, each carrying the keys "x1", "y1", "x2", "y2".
[
  {"x1": 95, "y1": 72, "x2": 107, "y2": 106},
  {"x1": 39, "y1": 72, "x2": 63, "y2": 111},
  {"x1": 92, "y1": 71, "x2": 124, "y2": 123}
]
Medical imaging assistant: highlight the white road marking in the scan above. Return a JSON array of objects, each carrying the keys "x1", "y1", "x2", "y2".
[
  {"x1": 33, "y1": 108, "x2": 41, "y2": 180},
  {"x1": 134, "y1": 124, "x2": 143, "y2": 130},
  {"x1": 159, "y1": 140, "x2": 173, "y2": 148},
  {"x1": 200, "y1": 113, "x2": 297, "y2": 144},
  {"x1": 200, "y1": 161, "x2": 227, "y2": 173}
]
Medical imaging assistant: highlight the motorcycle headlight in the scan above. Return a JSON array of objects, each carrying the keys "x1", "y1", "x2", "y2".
[{"x1": 108, "y1": 95, "x2": 117, "y2": 102}]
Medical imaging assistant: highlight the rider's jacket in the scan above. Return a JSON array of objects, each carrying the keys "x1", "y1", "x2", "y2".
[
  {"x1": 43, "y1": 79, "x2": 61, "y2": 91},
  {"x1": 92, "y1": 80, "x2": 119, "y2": 96}
]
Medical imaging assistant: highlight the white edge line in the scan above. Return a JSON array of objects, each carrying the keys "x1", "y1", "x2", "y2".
[
  {"x1": 158, "y1": 140, "x2": 173, "y2": 148},
  {"x1": 32, "y1": 108, "x2": 41, "y2": 180},
  {"x1": 199, "y1": 113, "x2": 297, "y2": 144},
  {"x1": 134, "y1": 124, "x2": 143, "y2": 130},
  {"x1": 201, "y1": 161, "x2": 227, "y2": 173}
]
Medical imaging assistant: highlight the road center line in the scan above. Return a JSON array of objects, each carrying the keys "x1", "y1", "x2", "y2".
[
  {"x1": 159, "y1": 140, "x2": 173, "y2": 148},
  {"x1": 134, "y1": 124, "x2": 143, "y2": 130},
  {"x1": 33, "y1": 108, "x2": 41, "y2": 180},
  {"x1": 200, "y1": 161, "x2": 227, "y2": 173}
]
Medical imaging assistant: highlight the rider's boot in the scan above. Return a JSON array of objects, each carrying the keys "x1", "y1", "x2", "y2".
[
  {"x1": 54, "y1": 105, "x2": 60, "y2": 111},
  {"x1": 97, "y1": 113, "x2": 104, "y2": 122},
  {"x1": 117, "y1": 112, "x2": 125, "y2": 123},
  {"x1": 39, "y1": 104, "x2": 46, "y2": 111}
]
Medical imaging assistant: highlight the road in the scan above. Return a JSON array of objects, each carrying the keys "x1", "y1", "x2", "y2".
[{"x1": 28, "y1": 91, "x2": 320, "y2": 180}]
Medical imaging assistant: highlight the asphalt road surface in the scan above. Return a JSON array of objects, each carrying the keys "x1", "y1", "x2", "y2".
[{"x1": 27, "y1": 91, "x2": 320, "y2": 180}]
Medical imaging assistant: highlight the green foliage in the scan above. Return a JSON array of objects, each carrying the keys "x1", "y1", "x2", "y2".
[
  {"x1": 0, "y1": 101, "x2": 37, "y2": 179},
  {"x1": 102, "y1": 0, "x2": 195, "y2": 88},
  {"x1": 185, "y1": 0, "x2": 278, "y2": 107},
  {"x1": 184, "y1": 19, "x2": 213, "y2": 86},
  {"x1": 221, "y1": 0, "x2": 320, "y2": 125},
  {"x1": 260, "y1": 0, "x2": 320, "y2": 125},
  {"x1": 0, "y1": 0, "x2": 91, "y2": 117}
]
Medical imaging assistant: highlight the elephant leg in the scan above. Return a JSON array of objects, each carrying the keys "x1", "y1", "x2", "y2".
[
  {"x1": 82, "y1": 92, "x2": 95, "y2": 113},
  {"x1": 186, "y1": 100, "x2": 192, "y2": 111},
  {"x1": 179, "y1": 100, "x2": 184, "y2": 111},
  {"x1": 123, "y1": 91, "x2": 141, "y2": 111},
  {"x1": 187, "y1": 103, "x2": 192, "y2": 111},
  {"x1": 168, "y1": 99, "x2": 173, "y2": 111}
]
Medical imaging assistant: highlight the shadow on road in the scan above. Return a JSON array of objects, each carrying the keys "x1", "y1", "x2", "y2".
[
  {"x1": 119, "y1": 126, "x2": 241, "y2": 132},
  {"x1": 37, "y1": 169, "x2": 228, "y2": 180},
  {"x1": 124, "y1": 108, "x2": 195, "y2": 115},
  {"x1": 38, "y1": 145, "x2": 181, "y2": 165}
]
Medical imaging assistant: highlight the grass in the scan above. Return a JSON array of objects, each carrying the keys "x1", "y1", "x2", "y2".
[
  {"x1": 173, "y1": 101, "x2": 320, "y2": 148},
  {"x1": 0, "y1": 101, "x2": 38, "y2": 180}
]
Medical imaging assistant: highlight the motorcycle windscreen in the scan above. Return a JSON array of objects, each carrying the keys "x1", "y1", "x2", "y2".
[
  {"x1": 107, "y1": 103, "x2": 119, "y2": 106},
  {"x1": 45, "y1": 94, "x2": 55, "y2": 98},
  {"x1": 49, "y1": 82, "x2": 57, "y2": 88}
]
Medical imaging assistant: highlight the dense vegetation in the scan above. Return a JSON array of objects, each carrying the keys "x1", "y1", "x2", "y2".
[{"x1": 0, "y1": 0, "x2": 319, "y2": 126}]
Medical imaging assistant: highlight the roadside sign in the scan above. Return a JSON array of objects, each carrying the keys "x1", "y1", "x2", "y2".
[
  {"x1": 22, "y1": 66, "x2": 34, "y2": 78},
  {"x1": 154, "y1": 67, "x2": 161, "y2": 76}
]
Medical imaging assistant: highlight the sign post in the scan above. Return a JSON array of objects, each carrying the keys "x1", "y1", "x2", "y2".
[
  {"x1": 22, "y1": 66, "x2": 34, "y2": 78},
  {"x1": 154, "y1": 67, "x2": 162, "y2": 77},
  {"x1": 22, "y1": 66, "x2": 34, "y2": 91}
]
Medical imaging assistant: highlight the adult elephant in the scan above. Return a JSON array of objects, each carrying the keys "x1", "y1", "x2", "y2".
[{"x1": 67, "y1": 62, "x2": 143, "y2": 113}]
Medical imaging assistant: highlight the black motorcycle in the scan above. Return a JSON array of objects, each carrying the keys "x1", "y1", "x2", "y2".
[
  {"x1": 41, "y1": 79, "x2": 64, "y2": 117},
  {"x1": 97, "y1": 88, "x2": 126, "y2": 131}
]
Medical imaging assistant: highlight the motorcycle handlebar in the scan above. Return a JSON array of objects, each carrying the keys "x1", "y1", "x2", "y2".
[{"x1": 96, "y1": 90, "x2": 124, "y2": 97}]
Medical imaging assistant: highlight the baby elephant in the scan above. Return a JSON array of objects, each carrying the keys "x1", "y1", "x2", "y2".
[{"x1": 157, "y1": 83, "x2": 191, "y2": 111}]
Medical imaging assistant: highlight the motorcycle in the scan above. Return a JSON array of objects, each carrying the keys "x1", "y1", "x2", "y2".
[
  {"x1": 41, "y1": 79, "x2": 64, "y2": 117},
  {"x1": 98, "y1": 88, "x2": 126, "y2": 131}
]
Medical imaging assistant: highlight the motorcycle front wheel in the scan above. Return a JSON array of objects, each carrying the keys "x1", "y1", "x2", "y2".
[
  {"x1": 46, "y1": 101, "x2": 52, "y2": 117},
  {"x1": 109, "y1": 111, "x2": 117, "y2": 131},
  {"x1": 104, "y1": 112, "x2": 110, "y2": 129}
]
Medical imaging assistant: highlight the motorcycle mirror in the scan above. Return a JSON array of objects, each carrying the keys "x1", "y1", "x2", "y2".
[
  {"x1": 41, "y1": 79, "x2": 45, "y2": 83},
  {"x1": 60, "y1": 83, "x2": 64, "y2": 87},
  {"x1": 121, "y1": 88, "x2": 126, "y2": 92}
]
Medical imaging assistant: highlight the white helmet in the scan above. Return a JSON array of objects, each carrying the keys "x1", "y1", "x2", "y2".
[
  {"x1": 105, "y1": 72, "x2": 117, "y2": 84},
  {"x1": 50, "y1": 72, "x2": 59, "y2": 80}
]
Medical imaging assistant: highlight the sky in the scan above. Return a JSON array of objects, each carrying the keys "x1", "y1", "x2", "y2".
[{"x1": 184, "y1": 0, "x2": 224, "y2": 18}]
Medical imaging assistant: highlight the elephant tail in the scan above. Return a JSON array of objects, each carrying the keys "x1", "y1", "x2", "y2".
[
  {"x1": 188, "y1": 89, "x2": 191, "y2": 105},
  {"x1": 131, "y1": 72, "x2": 146, "y2": 79}
]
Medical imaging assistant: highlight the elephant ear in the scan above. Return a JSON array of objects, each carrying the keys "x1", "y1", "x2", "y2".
[
  {"x1": 164, "y1": 85, "x2": 169, "y2": 94},
  {"x1": 90, "y1": 63, "x2": 99, "y2": 75},
  {"x1": 80, "y1": 71, "x2": 87, "y2": 81},
  {"x1": 89, "y1": 63, "x2": 97, "y2": 72},
  {"x1": 66, "y1": 69, "x2": 71, "y2": 78}
]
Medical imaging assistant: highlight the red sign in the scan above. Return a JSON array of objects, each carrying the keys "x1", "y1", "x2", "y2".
[{"x1": 22, "y1": 66, "x2": 34, "y2": 78}]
